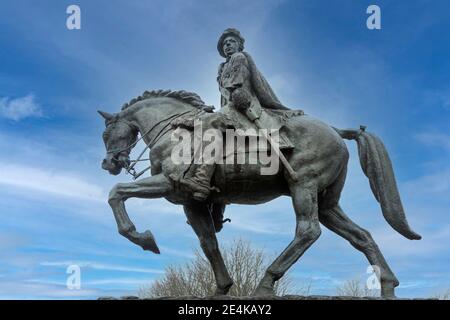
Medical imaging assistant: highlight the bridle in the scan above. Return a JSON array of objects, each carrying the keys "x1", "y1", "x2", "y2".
[{"x1": 105, "y1": 110, "x2": 192, "y2": 179}]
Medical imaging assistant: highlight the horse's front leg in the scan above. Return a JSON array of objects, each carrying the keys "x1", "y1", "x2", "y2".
[{"x1": 108, "y1": 173, "x2": 172, "y2": 253}]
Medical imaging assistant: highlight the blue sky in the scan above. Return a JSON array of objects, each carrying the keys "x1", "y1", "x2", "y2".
[{"x1": 0, "y1": 0, "x2": 449, "y2": 299}]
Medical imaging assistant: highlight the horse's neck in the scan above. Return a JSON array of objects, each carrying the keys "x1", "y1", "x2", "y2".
[{"x1": 125, "y1": 98, "x2": 194, "y2": 145}]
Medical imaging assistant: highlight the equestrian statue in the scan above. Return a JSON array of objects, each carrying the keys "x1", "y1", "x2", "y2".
[{"x1": 99, "y1": 28, "x2": 421, "y2": 298}]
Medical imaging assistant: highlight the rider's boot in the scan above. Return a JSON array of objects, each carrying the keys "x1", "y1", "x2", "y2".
[{"x1": 180, "y1": 164, "x2": 216, "y2": 202}]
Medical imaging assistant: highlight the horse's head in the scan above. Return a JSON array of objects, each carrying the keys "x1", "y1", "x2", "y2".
[{"x1": 98, "y1": 110, "x2": 138, "y2": 175}]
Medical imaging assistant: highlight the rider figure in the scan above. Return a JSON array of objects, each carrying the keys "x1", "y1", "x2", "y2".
[{"x1": 179, "y1": 28, "x2": 294, "y2": 202}]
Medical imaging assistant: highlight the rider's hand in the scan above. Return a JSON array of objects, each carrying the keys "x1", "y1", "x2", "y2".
[
  {"x1": 231, "y1": 87, "x2": 251, "y2": 112},
  {"x1": 202, "y1": 105, "x2": 215, "y2": 113}
]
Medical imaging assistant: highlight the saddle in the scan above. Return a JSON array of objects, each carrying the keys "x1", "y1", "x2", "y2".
[
  {"x1": 169, "y1": 108, "x2": 304, "y2": 202},
  {"x1": 171, "y1": 108, "x2": 304, "y2": 150}
]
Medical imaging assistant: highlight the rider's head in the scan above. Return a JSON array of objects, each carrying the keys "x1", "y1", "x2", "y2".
[{"x1": 217, "y1": 28, "x2": 245, "y2": 58}]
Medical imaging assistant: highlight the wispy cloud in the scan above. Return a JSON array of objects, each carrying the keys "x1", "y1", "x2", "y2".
[
  {"x1": 0, "y1": 163, "x2": 106, "y2": 202},
  {"x1": 157, "y1": 246, "x2": 195, "y2": 259},
  {"x1": 85, "y1": 278, "x2": 152, "y2": 286},
  {"x1": 41, "y1": 261, "x2": 164, "y2": 274},
  {"x1": 0, "y1": 94, "x2": 42, "y2": 121},
  {"x1": 225, "y1": 201, "x2": 294, "y2": 236},
  {"x1": 403, "y1": 167, "x2": 450, "y2": 197},
  {"x1": 27, "y1": 277, "x2": 151, "y2": 287},
  {"x1": 228, "y1": 218, "x2": 292, "y2": 235},
  {"x1": 415, "y1": 132, "x2": 450, "y2": 151},
  {"x1": 373, "y1": 225, "x2": 450, "y2": 256},
  {"x1": 397, "y1": 280, "x2": 437, "y2": 289},
  {"x1": 0, "y1": 281, "x2": 100, "y2": 300}
]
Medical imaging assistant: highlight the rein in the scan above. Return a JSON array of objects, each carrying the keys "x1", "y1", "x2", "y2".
[{"x1": 107, "y1": 110, "x2": 193, "y2": 180}]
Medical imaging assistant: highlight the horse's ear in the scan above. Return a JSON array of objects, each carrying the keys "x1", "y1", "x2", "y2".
[{"x1": 97, "y1": 110, "x2": 114, "y2": 121}]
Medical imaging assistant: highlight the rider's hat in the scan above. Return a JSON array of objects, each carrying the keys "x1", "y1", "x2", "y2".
[{"x1": 217, "y1": 28, "x2": 245, "y2": 58}]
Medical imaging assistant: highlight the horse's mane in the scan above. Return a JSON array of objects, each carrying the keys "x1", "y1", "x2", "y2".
[{"x1": 121, "y1": 89, "x2": 208, "y2": 111}]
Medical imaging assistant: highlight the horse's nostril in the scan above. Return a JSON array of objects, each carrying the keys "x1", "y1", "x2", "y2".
[{"x1": 102, "y1": 159, "x2": 110, "y2": 169}]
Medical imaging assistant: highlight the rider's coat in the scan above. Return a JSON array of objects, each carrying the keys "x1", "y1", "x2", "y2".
[{"x1": 217, "y1": 51, "x2": 296, "y2": 149}]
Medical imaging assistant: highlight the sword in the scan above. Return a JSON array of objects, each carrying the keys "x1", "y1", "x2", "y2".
[{"x1": 245, "y1": 107, "x2": 298, "y2": 182}]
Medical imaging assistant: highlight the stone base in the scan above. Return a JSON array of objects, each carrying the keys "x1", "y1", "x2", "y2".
[{"x1": 98, "y1": 295, "x2": 432, "y2": 300}]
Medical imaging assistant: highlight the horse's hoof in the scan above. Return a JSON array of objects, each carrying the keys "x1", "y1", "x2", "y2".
[
  {"x1": 214, "y1": 289, "x2": 228, "y2": 296},
  {"x1": 381, "y1": 284, "x2": 397, "y2": 299},
  {"x1": 215, "y1": 282, "x2": 233, "y2": 296},
  {"x1": 140, "y1": 230, "x2": 160, "y2": 254},
  {"x1": 253, "y1": 285, "x2": 275, "y2": 297}
]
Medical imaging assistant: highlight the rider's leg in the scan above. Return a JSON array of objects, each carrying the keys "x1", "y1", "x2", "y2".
[
  {"x1": 179, "y1": 113, "x2": 228, "y2": 201},
  {"x1": 180, "y1": 164, "x2": 216, "y2": 202}
]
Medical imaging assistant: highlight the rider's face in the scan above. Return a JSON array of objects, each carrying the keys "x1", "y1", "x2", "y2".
[{"x1": 223, "y1": 36, "x2": 240, "y2": 57}]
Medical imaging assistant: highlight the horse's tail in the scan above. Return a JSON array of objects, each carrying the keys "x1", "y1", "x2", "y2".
[{"x1": 334, "y1": 127, "x2": 422, "y2": 240}]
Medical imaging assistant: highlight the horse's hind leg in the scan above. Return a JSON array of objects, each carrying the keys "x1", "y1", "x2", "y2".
[
  {"x1": 254, "y1": 182, "x2": 321, "y2": 296},
  {"x1": 318, "y1": 167, "x2": 399, "y2": 298},
  {"x1": 319, "y1": 206, "x2": 399, "y2": 298},
  {"x1": 108, "y1": 173, "x2": 172, "y2": 253},
  {"x1": 184, "y1": 203, "x2": 233, "y2": 295}
]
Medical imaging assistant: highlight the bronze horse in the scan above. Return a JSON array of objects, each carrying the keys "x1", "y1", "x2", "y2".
[{"x1": 99, "y1": 90, "x2": 421, "y2": 298}]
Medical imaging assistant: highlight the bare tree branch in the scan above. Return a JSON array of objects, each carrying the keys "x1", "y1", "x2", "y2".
[
  {"x1": 138, "y1": 238, "x2": 310, "y2": 297},
  {"x1": 335, "y1": 278, "x2": 380, "y2": 297}
]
